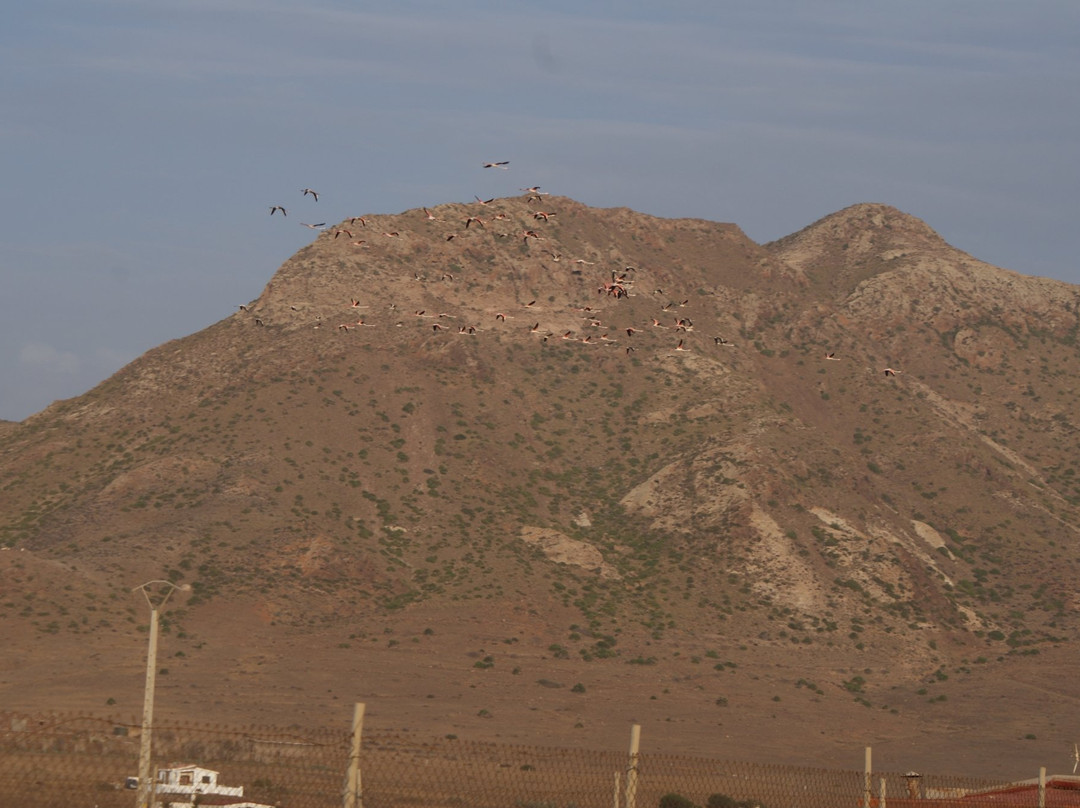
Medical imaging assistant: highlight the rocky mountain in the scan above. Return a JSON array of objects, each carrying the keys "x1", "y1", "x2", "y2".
[{"x1": 2, "y1": 197, "x2": 1079, "y2": 776}]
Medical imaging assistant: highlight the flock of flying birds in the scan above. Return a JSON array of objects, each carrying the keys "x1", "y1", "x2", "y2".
[{"x1": 257, "y1": 162, "x2": 902, "y2": 376}]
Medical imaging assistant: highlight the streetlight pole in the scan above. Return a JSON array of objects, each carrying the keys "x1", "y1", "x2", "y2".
[{"x1": 133, "y1": 580, "x2": 177, "y2": 808}]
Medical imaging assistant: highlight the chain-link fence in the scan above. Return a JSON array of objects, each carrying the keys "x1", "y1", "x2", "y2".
[{"x1": 0, "y1": 710, "x2": 1025, "y2": 808}]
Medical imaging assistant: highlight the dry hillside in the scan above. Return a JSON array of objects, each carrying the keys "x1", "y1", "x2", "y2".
[{"x1": 2, "y1": 197, "x2": 1079, "y2": 777}]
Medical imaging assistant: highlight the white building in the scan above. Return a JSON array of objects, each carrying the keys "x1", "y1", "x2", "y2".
[{"x1": 130, "y1": 764, "x2": 274, "y2": 808}]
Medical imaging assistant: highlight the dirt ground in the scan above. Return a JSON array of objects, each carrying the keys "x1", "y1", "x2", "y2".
[{"x1": 3, "y1": 595, "x2": 1077, "y2": 781}]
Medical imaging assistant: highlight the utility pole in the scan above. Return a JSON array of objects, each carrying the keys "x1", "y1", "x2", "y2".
[{"x1": 133, "y1": 580, "x2": 177, "y2": 808}]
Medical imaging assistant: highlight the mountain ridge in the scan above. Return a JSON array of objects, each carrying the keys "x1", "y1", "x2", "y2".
[{"x1": 2, "y1": 196, "x2": 1079, "y2": 776}]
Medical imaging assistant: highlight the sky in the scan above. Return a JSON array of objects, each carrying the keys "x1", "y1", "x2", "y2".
[{"x1": 2, "y1": 1, "x2": 1079, "y2": 422}]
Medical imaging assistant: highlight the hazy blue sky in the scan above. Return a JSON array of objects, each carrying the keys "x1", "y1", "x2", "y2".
[{"x1": 3, "y1": 1, "x2": 1079, "y2": 421}]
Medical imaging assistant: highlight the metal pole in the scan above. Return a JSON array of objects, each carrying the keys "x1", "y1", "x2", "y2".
[
  {"x1": 343, "y1": 703, "x2": 365, "y2": 808},
  {"x1": 625, "y1": 724, "x2": 641, "y2": 808},
  {"x1": 133, "y1": 581, "x2": 176, "y2": 808}
]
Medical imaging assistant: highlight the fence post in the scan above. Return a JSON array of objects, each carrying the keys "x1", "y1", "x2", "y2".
[
  {"x1": 614, "y1": 771, "x2": 622, "y2": 808},
  {"x1": 1038, "y1": 767, "x2": 1046, "y2": 808},
  {"x1": 625, "y1": 724, "x2": 641, "y2": 808},
  {"x1": 879, "y1": 776, "x2": 886, "y2": 808},
  {"x1": 343, "y1": 703, "x2": 365, "y2": 808},
  {"x1": 864, "y1": 747, "x2": 872, "y2": 808}
]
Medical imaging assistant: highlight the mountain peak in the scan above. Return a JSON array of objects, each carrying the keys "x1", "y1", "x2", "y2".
[
  {"x1": 766, "y1": 203, "x2": 954, "y2": 295},
  {"x1": 245, "y1": 194, "x2": 777, "y2": 334}
]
